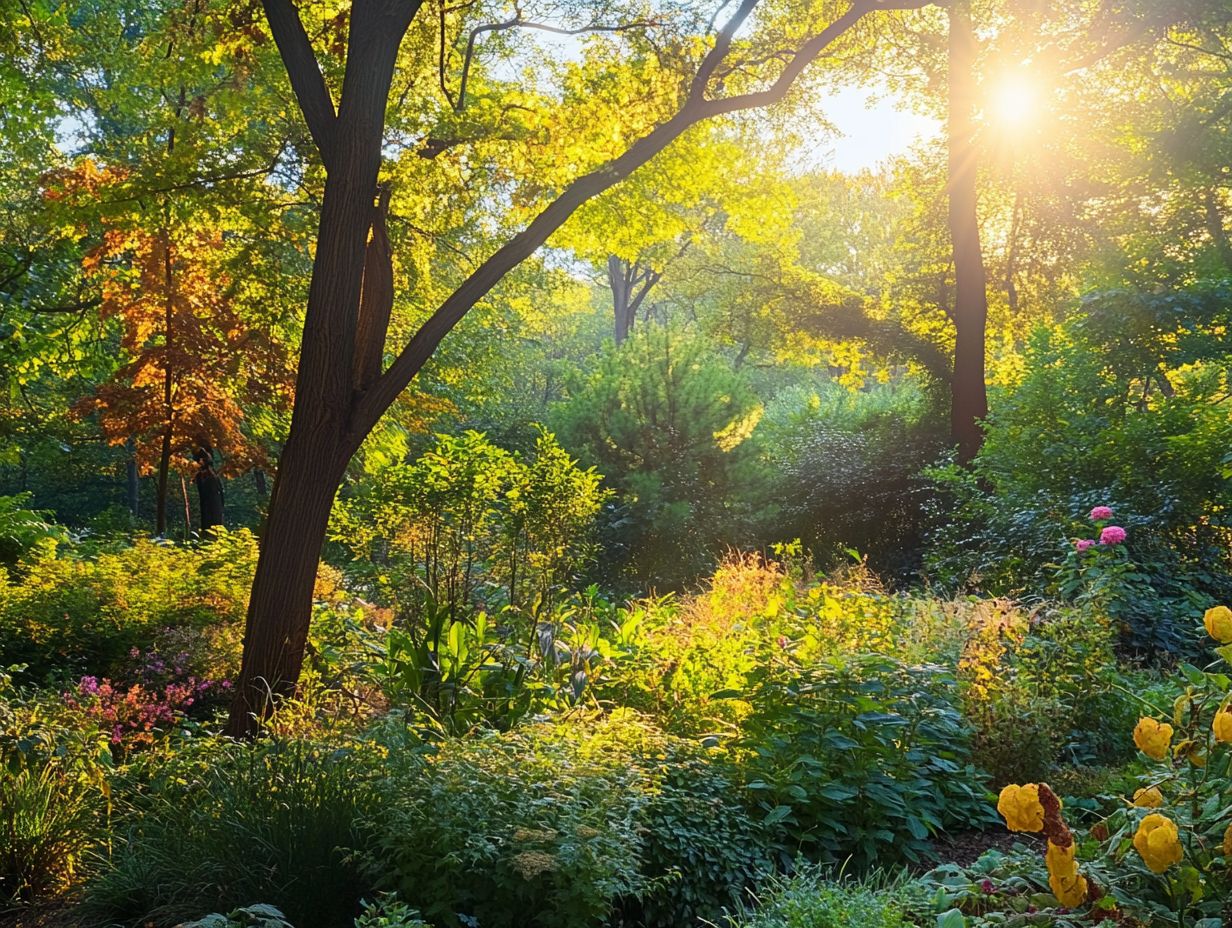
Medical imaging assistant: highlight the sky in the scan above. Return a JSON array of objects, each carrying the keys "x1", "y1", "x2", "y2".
[{"x1": 804, "y1": 85, "x2": 939, "y2": 174}]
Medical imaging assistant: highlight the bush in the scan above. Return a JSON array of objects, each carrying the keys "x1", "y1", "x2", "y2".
[
  {"x1": 553, "y1": 327, "x2": 767, "y2": 589},
  {"x1": 757, "y1": 381, "x2": 946, "y2": 583},
  {"x1": 331, "y1": 428, "x2": 605, "y2": 627},
  {"x1": 0, "y1": 529, "x2": 256, "y2": 681},
  {"x1": 615, "y1": 741, "x2": 772, "y2": 928},
  {"x1": 0, "y1": 666, "x2": 110, "y2": 905},
  {"x1": 85, "y1": 739, "x2": 381, "y2": 928},
  {"x1": 364, "y1": 714, "x2": 648, "y2": 928},
  {"x1": 736, "y1": 654, "x2": 993, "y2": 869},
  {"x1": 926, "y1": 294, "x2": 1232, "y2": 657}
]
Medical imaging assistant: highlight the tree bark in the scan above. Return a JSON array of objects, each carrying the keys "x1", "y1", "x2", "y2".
[
  {"x1": 947, "y1": 0, "x2": 990, "y2": 464},
  {"x1": 125, "y1": 439, "x2": 140, "y2": 518}
]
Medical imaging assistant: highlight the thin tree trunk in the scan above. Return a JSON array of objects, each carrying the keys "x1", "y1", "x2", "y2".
[
  {"x1": 947, "y1": 0, "x2": 990, "y2": 464},
  {"x1": 125, "y1": 439, "x2": 140, "y2": 517},
  {"x1": 180, "y1": 472, "x2": 191, "y2": 541},
  {"x1": 155, "y1": 427, "x2": 172, "y2": 535},
  {"x1": 1204, "y1": 187, "x2": 1232, "y2": 271}
]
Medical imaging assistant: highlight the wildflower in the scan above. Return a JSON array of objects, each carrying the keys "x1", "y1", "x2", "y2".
[
  {"x1": 1098, "y1": 525, "x2": 1126, "y2": 545},
  {"x1": 1089, "y1": 506, "x2": 1114, "y2": 521},
  {"x1": 1204, "y1": 605, "x2": 1232, "y2": 643},
  {"x1": 1133, "y1": 814, "x2": 1182, "y2": 873},
  {"x1": 1132, "y1": 787, "x2": 1163, "y2": 808},
  {"x1": 1045, "y1": 840, "x2": 1088, "y2": 908},
  {"x1": 1075, "y1": 539, "x2": 1096, "y2": 553},
  {"x1": 1213, "y1": 708, "x2": 1232, "y2": 743},
  {"x1": 1133, "y1": 717, "x2": 1173, "y2": 761},
  {"x1": 997, "y1": 783, "x2": 1045, "y2": 832}
]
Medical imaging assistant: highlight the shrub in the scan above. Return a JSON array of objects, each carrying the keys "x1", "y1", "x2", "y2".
[
  {"x1": 0, "y1": 493, "x2": 68, "y2": 566},
  {"x1": 553, "y1": 326, "x2": 767, "y2": 589},
  {"x1": 0, "y1": 666, "x2": 111, "y2": 905},
  {"x1": 988, "y1": 605, "x2": 1232, "y2": 925},
  {"x1": 615, "y1": 740, "x2": 772, "y2": 928},
  {"x1": 756, "y1": 381, "x2": 946, "y2": 583},
  {"x1": 84, "y1": 739, "x2": 381, "y2": 928},
  {"x1": 736, "y1": 653, "x2": 993, "y2": 869},
  {"x1": 926, "y1": 297, "x2": 1232, "y2": 658},
  {"x1": 364, "y1": 714, "x2": 648, "y2": 928},
  {"x1": 330, "y1": 428, "x2": 605, "y2": 627},
  {"x1": 0, "y1": 529, "x2": 256, "y2": 681}
]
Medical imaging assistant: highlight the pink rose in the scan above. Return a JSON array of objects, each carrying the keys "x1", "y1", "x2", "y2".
[
  {"x1": 1089, "y1": 506, "x2": 1114, "y2": 521},
  {"x1": 1099, "y1": 525, "x2": 1126, "y2": 545},
  {"x1": 1075, "y1": 538, "x2": 1096, "y2": 553}
]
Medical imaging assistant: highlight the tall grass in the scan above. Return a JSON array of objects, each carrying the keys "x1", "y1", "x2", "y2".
[{"x1": 84, "y1": 739, "x2": 380, "y2": 928}]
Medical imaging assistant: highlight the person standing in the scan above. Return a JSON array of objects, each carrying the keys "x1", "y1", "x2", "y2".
[{"x1": 193, "y1": 445, "x2": 225, "y2": 534}]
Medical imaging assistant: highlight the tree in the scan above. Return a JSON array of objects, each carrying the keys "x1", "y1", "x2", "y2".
[{"x1": 227, "y1": 0, "x2": 936, "y2": 734}]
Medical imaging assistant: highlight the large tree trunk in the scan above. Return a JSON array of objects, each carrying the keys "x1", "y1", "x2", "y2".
[
  {"x1": 947, "y1": 0, "x2": 989, "y2": 464},
  {"x1": 226, "y1": 2, "x2": 409, "y2": 736}
]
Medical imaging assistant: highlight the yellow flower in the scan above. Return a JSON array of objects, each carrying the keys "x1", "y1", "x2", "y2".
[
  {"x1": 1133, "y1": 717, "x2": 1174, "y2": 761},
  {"x1": 1133, "y1": 813, "x2": 1183, "y2": 873},
  {"x1": 1044, "y1": 840, "x2": 1088, "y2": 908},
  {"x1": 1224, "y1": 822, "x2": 1232, "y2": 858},
  {"x1": 1214, "y1": 708, "x2": 1232, "y2": 743},
  {"x1": 1132, "y1": 786, "x2": 1163, "y2": 808},
  {"x1": 997, "y1": 783, "x2": 1045, "y2": 832},
  {"x1": 1204, "y1": 605, "x2": 1232, "y2": 643}
]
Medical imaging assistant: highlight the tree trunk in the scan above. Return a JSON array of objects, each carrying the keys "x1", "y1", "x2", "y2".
[
  {"x1": 1204, "y1": 187, "x2": 1232, "y2": 271},
  {"x1": 155, "y1": 426, "x2": 172, "y2": 536},
  {"x1": 609, "y1": 255, "x2": 633, "y2": 344},
  {"x1": 226, "y1": 436, "x2": 345, "y2": 735},
  {"x1": 226, "y1": 1, "x2": 409, "y2": 736},
  {"x1": 947, "y1": 0, "x2": 990, "y2": 464},
  {"x1": 125, "y1": 439, "x2": 140, "y2": 518}
]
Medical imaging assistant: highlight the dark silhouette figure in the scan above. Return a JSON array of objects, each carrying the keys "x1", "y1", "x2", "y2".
[{"x1": 193, "y1": 446, "x2": 225, "y2": 533}]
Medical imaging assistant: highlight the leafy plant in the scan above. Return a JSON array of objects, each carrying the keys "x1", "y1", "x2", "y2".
[{"x1": 737, "y1": 653, "x2": 993, "y2": 869}]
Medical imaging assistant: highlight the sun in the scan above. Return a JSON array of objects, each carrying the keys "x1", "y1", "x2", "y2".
[{"x1": 988, "y1": 73, "x2": 1040, "y2": 128}]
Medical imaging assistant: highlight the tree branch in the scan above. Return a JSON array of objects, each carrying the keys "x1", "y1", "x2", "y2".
[
  {"x1": 350, "y1": 0, "x2": 933, "y2": 443},
  {"x1": 261, "y1": 0, "x2": 339, "y2": 167},
  {"x1": 455, "y1": 16, "x2": 658, "y2": 110}
]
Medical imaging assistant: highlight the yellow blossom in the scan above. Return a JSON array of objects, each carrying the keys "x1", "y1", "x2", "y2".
[
  {"x1": 1224, "y1": 822, "x2": 1232, "y2": 858},
  {"x1": 1045, "y1": 840, "x2": 1088, "y2": 908},
  {"x1": 997, "y1": 783, "x2": 1044, "y2": 832},
  {"x1": 1204, "y1": 605, "x2": 1232, "y2": 643},
  {"x1": 1214, "y1": 708, "x2": 1232, "y2": 743},
  {"x1": 1133, "y1": 717, "x2": 1173, "y2": 761},
  {"x1": 1133, "y1": 814, "x2": 1183, "y2": 873},
  {"x1": 1132, "y1": 787, "x2": 1163, "y2": 808}
]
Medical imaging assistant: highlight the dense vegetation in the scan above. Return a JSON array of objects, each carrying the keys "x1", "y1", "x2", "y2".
[{"x1": 3, "y1": 0, "x2": 1232, "y2": 925}]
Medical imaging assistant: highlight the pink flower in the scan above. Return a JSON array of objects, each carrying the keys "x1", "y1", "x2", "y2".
[
  {"x1": 1099, "y1": 525, "x2": 1127, "y2": 545},
  {"x1": 1089, "y1": 506, "x2": 1114, "y2": 521},
  {"x1": 1075, "y1": 539, "x2": 1096, "y2": 553}
]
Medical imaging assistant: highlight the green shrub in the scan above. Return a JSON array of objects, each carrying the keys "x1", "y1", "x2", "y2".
[
  {"x1": 757, "y1": 381, "x2": 945, "y2": 582},
  {"x1": 0, "y1": 529, "x2": 256, "y2": 681},
  {"x1": 729, "y1": 869, "x2": 910, "y2": 928},
  {"x1": 85, "y1": 739, "x2": 380, "y2": 928},
  {"x1": 553, "y1": 326, "x2": 767, "y2": 589},
  {"x1": 0, "y1": 493, "x2": 68, "y2": 565},
  {"x1": 737, "y1": 654, "x2": 993, "y2": 869},
  {"x1": 615, "y1": 740, "x2": 772, "y2": 928},
  {"x1": 926, "y1": 291, "x2": 1232, "y2": 658},
  {"x1": 364, "y1": 714, "x2": 648, "y2": 928}
]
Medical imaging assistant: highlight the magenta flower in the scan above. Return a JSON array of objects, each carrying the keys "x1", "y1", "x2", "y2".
[
  {"x1": 1099, "y1": 525, "x2": 1127, "y2": 545},
  {"x1": 1075, "y1": 538, "x2": 1096, "y2": 553},
  {"x1": 1089, "y1": 506, "x2": 1114, "y2": 521}
]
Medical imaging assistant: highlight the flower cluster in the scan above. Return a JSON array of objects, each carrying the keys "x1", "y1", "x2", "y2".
[
  {"x1": 65, "y1": 673, "x2": 228, "y2": 754},
  {"x1": 996, "y1": 782, "x2": 1089, "y2": 908},
  {"x1": 1073, "y1": 504, "x2": 1126, "y2": 551}
]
